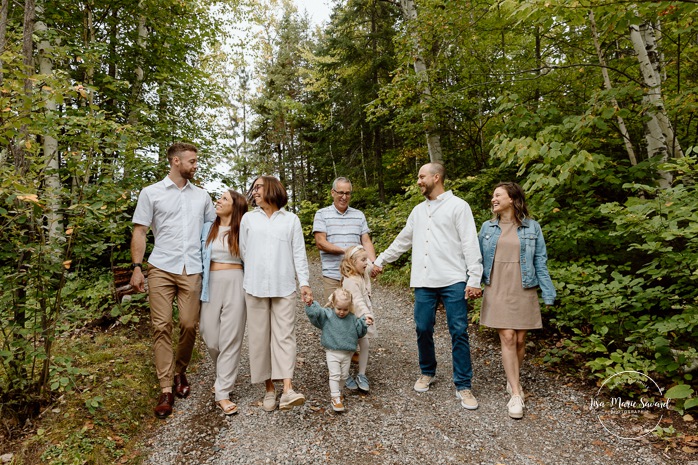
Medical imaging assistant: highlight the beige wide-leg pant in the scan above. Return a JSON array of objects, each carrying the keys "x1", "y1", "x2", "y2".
[
  {"x1": 245, "y1": 293, "x2": 297, "y2": 384},
  {"x1": 200, "y1": 269, "x2": 246, "y2": 402}
]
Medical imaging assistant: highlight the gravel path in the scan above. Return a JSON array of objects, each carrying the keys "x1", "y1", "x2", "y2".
[{"x1": 141, "y1": 257, "x2": 673, "y2": 464}]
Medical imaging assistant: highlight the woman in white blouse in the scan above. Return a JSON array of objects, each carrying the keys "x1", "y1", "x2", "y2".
[
  {"x1": 200, "y1": 189, "x2": 248, "y2": 415},
  {"x1": 239, "y1": 176, "x2": 313, "y2": 411}
]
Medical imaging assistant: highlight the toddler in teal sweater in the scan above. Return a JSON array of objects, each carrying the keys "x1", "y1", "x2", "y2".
[{"x1": 306, "y1": 288, "x2": 372, "y2": 412}]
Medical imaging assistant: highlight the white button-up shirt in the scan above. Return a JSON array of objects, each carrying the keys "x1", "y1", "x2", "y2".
[
  {"x1": 375, "y1": 190, "x2": 483, "y2": 288},
  {"x1": 240, "y1": 207, "x2": 310, "y2": 297},
  {"x1": 132, "y1": 176, "x2": 216, "y2": 275}
]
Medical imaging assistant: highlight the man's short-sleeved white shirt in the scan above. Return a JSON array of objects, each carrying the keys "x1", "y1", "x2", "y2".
[{"x1": 132, "y1": 176, "x2": 215, "y2": 275}]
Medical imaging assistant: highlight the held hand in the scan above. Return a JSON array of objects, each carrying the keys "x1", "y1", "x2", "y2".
[
  {"x1": 301, "y1": 286, "x2": 313, "y2": 305},
  {"x1": 130, "y1": 268, "x2": 145, "y2": 293},
  {"x1": 365, "y1": 316, "x2": 375, "y2": 325},
  {"x1": 465, "y1": 286, "x2": 482, "y2": 300},
  {"x1": 371, "y1": 264, "x2": 383, "y2": 278}
]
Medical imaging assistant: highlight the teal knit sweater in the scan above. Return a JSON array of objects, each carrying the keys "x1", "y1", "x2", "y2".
[{"x1": 305, "y1": 302, "x2": 368, "y2": 351}]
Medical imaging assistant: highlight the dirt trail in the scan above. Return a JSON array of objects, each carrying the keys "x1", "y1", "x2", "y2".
[{"x1": 141, "y1": 257, "x2": 674, "y2": 464}]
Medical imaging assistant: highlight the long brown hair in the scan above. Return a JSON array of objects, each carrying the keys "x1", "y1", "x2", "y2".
[
  {"x1": 206, "y1": 190, "x2": 248, "y2": 257},
  {"x1": 492, "y1": 182, "x2": 529, "y2": 225}
]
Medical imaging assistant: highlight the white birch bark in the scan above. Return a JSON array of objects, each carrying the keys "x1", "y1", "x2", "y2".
[
  {"x1": 589, "y1": 11, "x2": 637, "y2": 166},
  {"x1": 36, "y1": 3, "x2": 63, "y2": 244},
  {"x1": 399, "y1": 0, "x2": 443, "y2": 163},
  {"x1": 128, "y1": 2, "x2": 147, "y2": 126},
  {"x1": 630, "y1": 21, "x2": 683, "y2": 164}
]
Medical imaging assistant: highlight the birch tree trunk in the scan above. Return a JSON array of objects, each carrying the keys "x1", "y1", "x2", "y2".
[
  {"x1": 36, "y1": 3, "x2": 63, "y2": 243},
  {"x1": 589, "y1": 11, "x2": 637, "y2": 166},
  {"x1": 128, "y1": 5, "x2": 147, "y2": 126},
  {"x1": 630, "y1": 20, "x2": 683, "y2": 185},
  {"x1": 398, "y1": 0, "x2": 443, "y2": 163}
]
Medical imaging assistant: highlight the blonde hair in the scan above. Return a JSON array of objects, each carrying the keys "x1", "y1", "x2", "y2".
[
  {"x1": 340, "y1": 245, "x2": 367, "y2": 278},
  {"x1": 328, "y1": 288, "x2": 355, "y2": 314}
]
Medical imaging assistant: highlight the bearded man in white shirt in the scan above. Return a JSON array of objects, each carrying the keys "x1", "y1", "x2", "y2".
[
  {"x1": 373, "y1": 162, "x2": 483, "y2": 410},
  {"x1": 129, "y1": 142, "x2": 216, "y2": 419}
]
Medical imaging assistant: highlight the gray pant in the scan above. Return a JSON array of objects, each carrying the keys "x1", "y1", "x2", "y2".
[{"x1": 200, "y1": 269, "x2": 246, "y2": 402}]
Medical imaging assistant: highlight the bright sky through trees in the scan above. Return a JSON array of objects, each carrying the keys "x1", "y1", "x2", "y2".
[{"x1": 293, "y1": 0, "x2": 332, "y2": 25}]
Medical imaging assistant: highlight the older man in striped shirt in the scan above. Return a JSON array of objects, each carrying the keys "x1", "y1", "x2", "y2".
[{"x1": 313, "y1": 177, "x2": 377, "y2": 303}]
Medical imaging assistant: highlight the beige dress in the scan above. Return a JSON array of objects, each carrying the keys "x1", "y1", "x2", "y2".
[{"x1": 480, "y1": 222, "x2": 542, "y2": 330}]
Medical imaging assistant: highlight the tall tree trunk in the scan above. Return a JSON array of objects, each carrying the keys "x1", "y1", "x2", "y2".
[
  {"x1": 630, "y1": 20, "x2": 683, "y2": 187},
  {"x1": 0, "y1": 0, "x2": 8, "y2": 85},
  {"x1": 14, "y1": 0, "x2": 35, "y2": 176},
  {"x1": 0, "y1": 0, "x2": 9, "y2": 166},
  {"x1": 589, "y1": 11, "x2": 637, "y2": 166},
  {"x1": 36, "y1": 2, "x2": 64, "y2": 392},
  {"x1": 374, "y1": 126, "x2": 385, "y2": 202},
  {"x1": 36, "y1": 4, "x2": 63, "y2": 243},
  {"x1": 128, "y1": 3, "x2": 147, "y2": 126},
  {"x1": 8, "y1": 0, "x2": 37, "y2": 393},
  {"x1": 398, "y1": 0, "x2": 443, "y2": 163},
  {"x1": 534, "y1": 26, "x2": 541, "y2": 106}
]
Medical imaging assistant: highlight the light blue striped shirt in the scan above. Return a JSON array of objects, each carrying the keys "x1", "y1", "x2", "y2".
[{"x1": 313, "y1": 205, "x2": 370, "y2": 280}]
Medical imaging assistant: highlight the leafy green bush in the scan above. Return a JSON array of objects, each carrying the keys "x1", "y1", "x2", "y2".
[{"x1": 491, "y1": 109, "x2": 698, "y2": 407}]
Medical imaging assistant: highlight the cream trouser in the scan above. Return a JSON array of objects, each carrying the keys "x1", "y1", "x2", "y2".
[
  {"x1": 245, "y1": 293, "x2": 297, "y2": 384},
  {"x1": 200, "y1": 269, "x2": 246, "y2": 402},
  {"x1": 326, "y1": 349, "x2": 352, "y2": 397}
]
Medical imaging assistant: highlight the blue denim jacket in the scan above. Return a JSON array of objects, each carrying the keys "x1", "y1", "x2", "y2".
[
  {"x1": 200, "y1": 221, "x2": 214, "y2": 303},
  {"x1": 478, "y1": 218, "x2": 556, "y2": 305}
]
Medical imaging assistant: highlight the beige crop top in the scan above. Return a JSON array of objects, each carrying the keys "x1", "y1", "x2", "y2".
[{"x1": 210, "y1": 226, "x2": 243, "y2": 264}]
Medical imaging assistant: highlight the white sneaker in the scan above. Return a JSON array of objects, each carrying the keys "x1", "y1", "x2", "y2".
[
  {"x1": 414, "y1": 375, "x2": 435, "y2": 392},
  {"x1": 279, "y1": 389, "x2": 306, "y2": 410},
  {"x1": 456, "y1": 389, "x2": 479, "y2": 410},
  {"x1": 507, "y1": 394, "x2": 524, "y2": 419},
  {"x1": 506, "y1": 381, "x2": 525, "y2": 402}
]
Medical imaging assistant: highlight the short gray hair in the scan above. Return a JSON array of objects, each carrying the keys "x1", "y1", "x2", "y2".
[{"x1": 332, "y1": 177, "x2": 352, "y2": 190}]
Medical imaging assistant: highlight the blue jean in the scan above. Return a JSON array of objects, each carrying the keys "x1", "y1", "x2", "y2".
[{"x1": 414, "y1": 282, "x2": 473, "y2": 390}]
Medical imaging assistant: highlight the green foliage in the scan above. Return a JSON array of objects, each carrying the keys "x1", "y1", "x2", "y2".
[
  {"x1": 0, "y1": 0, "x2": 245, "y2": 421},
  {"x1": 297, "y1": 199, "x2": 320, "y2": 242}
]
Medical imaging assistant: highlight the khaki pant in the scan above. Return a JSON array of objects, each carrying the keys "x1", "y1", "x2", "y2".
[
  {"x1": 245, "y1": 293, "x2": 297, "y2": 384},
  {"x1": 148, "y1": 267, "x2": 202, "y2": 388},
  {"x1": 322, "y1": 276, "x2": 341, "y2": 305},
  {"x1": 200, "y1": 269, "x2": 246, "y2": 402}
]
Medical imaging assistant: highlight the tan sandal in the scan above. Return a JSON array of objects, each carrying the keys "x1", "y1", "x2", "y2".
[{"x1": 218, "y1": 399, "x2": 238, "y2": 416}]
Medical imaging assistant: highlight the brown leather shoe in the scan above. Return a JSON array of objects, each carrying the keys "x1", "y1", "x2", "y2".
[
  {"x1": 153, "y1": 392, "x2": 175, "y2": 419},
  {"x1": 174, "y1": 373, "x2": 191, "y2": 398}
]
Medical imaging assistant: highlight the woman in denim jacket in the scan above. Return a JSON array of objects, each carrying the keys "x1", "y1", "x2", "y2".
[
  {"x1": 200, "y1": 189, "x2": 248, "y2": 415},
  {"x1": 478, "y1": 182, "x2": 555, "y2": 419}
]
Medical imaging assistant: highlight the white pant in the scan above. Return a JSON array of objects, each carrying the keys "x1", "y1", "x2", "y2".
[
  {"x1": 326, "y1": 349, "x2": 352, "y2": 397},
  {"x1": 200, "y1": 269, "x2": 246, "y2": 402}
]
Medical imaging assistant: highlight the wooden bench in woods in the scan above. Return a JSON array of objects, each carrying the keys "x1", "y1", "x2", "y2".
[{"x1": 113, "y1": 267, "x2": 148, "y2": 303}]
